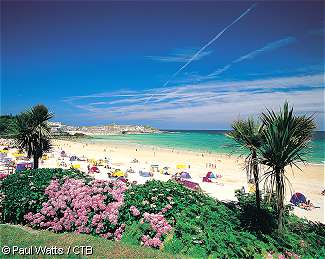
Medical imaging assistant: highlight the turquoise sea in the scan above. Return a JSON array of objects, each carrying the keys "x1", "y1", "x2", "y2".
[{"x1": 92, "y1": 130, "x2": 325, "y2": 164}]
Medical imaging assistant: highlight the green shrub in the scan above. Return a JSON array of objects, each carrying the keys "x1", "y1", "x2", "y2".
[
  {"x1": 121, "y1": 180, "x2": 324, "y2": 258},
  {"x1": 121, "y1": 222, "x2": 144, "y2": 246},
  {"x1": 1, "y1": 168, "x2": 92, "y2": 223},
  {"x1": 121, "y1": 180, "x2": 271, "y2": 257}
]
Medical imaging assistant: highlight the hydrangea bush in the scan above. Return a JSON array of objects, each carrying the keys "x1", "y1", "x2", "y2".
[{"x1": 24, "y1": 178, "x2": 127, "y2": 240}]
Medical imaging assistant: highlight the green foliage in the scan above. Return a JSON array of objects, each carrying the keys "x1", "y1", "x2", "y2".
[
  {"x1": 122, "y1": 180, "x2": 324, "y2": 258},
  {"x1": 1, "y1": 174, "x2": 324, "y2": 258},
  {"x1": 0, "y1": 224, "x2": 174, "y2": 258},
  {"x1": 260, "y1": 102, "x2": 317, "y2": 232},
  {"x1": 0, "y1": 115, "x2": 15, "y2": 137},
  {"x1": 121, "y1": 222, "x2": 146, "y2": 246},
  {"x1": 121, "y1": 180, "x2": 231, "y2": 222},
  {"x1": 1, "y1": 168, "x2": 91, "y2": 224},
  {"x1": 10, "y1": 104, "x2": 54, "y2": 168}
]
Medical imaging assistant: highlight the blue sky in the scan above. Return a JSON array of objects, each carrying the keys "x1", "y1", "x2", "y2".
[{"x1": 1, "y1": 1, "x2": 324, "y2": 129}]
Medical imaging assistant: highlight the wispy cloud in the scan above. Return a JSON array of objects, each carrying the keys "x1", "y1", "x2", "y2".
[
  {"x1": 234, "y1": 37, "x2": 296, "y2": 63},
  {"x1": 63, "y1": 72, "x2": 324, "y2": 129},
  {"x1": 308, "y1": 26, "x2": 325, "y2": 36},
  {"x1": 160, "y1": 3, "x2": 256, "y2": 88},
  {"x1": 208, "y1": 36, "x2": 297, "y2": 77},
  {"x1": 146, "y1": 48, "x2": 213, "y2": 63}
]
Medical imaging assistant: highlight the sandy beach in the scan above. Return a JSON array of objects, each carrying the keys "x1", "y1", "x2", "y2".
[{"x1": 39, "y1": 139, "x2": 324, "y2": 224}]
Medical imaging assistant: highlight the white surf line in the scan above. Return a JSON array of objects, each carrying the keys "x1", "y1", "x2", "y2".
[{"x1": 144, "y1": 3, "x2": 257, "y2": 105}]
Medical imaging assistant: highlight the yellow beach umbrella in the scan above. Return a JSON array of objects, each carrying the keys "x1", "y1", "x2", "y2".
[
  {"x1": 71, "y1": 164, "x2": 81, "y2": 169},
  {"x1": 13, "y1": 153, "x2": 24, "y2": 158},
  {"x1": 112, "y1": 169, "x2": 125, "y2": 177},
  {"x1": 176, "y1": 164, "x2": 187, "y2": 169},
  {"x1": 0, "y1": 149, "x2": 8, "y2": 154}
]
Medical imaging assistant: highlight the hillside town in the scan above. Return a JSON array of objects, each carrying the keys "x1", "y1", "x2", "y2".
[{"x1": 48, "y1": 122, "x2": 161, "y2": 135}]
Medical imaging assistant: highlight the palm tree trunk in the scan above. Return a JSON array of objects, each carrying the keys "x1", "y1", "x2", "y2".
[
  {"x1": 252, "y1": 150, "x2": 260, "y2": 211},
  {"x1": 275, "y1": 168, "x2": 284, "y2": 233},
  {"x1": 33, "y1": 154, "x2": 39, "y2": 169}
]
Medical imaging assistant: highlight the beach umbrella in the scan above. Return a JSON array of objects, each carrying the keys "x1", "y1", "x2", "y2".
[
  {"x1": 13, "y1": 152, "x2": 24, "y2": 158},
  {"x1": 112, "y1": 169, "x2": 125, "y2": 177},
  {"x1": 176, "y1": 164, "x2": 187, "y2": 169},
  {"x1": 71, "y1": 164, "x2": 81, "y2": 169}
]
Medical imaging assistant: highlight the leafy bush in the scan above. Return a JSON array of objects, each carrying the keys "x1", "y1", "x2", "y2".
[
  {"x1": 1, "y1": 168, "x2": 91, "y2": 223},
  {"x1": 121, "y1": 180, "x2": 270, "y2": 257},
  {"x1": 121, "y1": 180, "x2": 325, "y2": 258},
  {"x1": 230, "y1": 190, "x2": 325, "y2": 257},
  {"x1": 121, "y1": 222, "x2": 144, "y2": 246}
]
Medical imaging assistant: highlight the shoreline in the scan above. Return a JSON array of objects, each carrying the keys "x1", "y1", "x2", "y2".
[{"x1": 66, "y1": 136, "x2": 325, "y2": 166}]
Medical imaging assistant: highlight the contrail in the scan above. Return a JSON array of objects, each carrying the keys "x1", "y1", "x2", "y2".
[
  {"x1": 164, "y1": 3, "x2": 256, "y2": 87},
  {"x1": 144, "y1": 3, "x2": 256, "y2": 105}
]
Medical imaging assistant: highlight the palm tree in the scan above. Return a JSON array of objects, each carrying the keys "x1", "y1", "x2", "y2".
[
  {"x1": 259, "y1": 102, "x2": 316, "y2": 233},
  {"x1": 11, "y1": 104, "x2": 54, "y2": 169},
  {"x1": 227, "y1": 118, "x2": 264, "y2": 210}
]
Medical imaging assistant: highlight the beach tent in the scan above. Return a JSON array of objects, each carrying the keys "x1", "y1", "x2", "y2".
[
  {"x1": 180, "y1": 172, "x2": 191, "y2": 179},
  {"x1": 112, "y1": 169, "x2": 125, "y2": 177},
  {"x1": 290, "y1": 192, "x2": 307, "y2": 206},
  {"x1": 176, "y1": 164, "x2": 187, "y2": 170},
  {"x1": 69, "y1": 156, "x2": 79, "y2": 161},
  {"x1": 206, "y1": 172, "x2": 216, "y2": 178},
  {"x1": 139, "y1": 170, "x2": 151, "y2": 177},
  {"x1": 202, "y1": 176, "x2": 212, "y2": 183},
  {"x1": 16, "y1": 162, "x2": 33, "y2": 171},
  {"x1": 90, "y1": 166, "x2": 100, "y2": 173}
]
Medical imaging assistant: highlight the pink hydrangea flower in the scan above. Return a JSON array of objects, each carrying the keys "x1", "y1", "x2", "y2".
[{"x1": 130, "y1": 206, "x2": 140, "y2": 216}]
